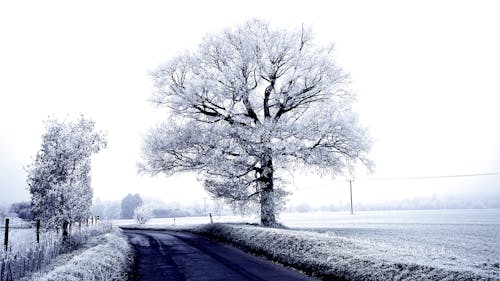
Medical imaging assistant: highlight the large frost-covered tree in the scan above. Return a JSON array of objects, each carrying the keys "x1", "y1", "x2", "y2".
[
  {"x1": 140, "y1": 20, "x2": 372, "y2": 226},
  {"x1": 26, "y1": 116, "x2": 106, "y2": 240}
]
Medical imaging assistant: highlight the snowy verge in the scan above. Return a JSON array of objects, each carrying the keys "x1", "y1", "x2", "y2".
[
  {"x1": 21, "y1": 228, "x2": 132, "y2": 281},
  {"x1": 188, "y1": 223, "x2": 497, "y2": 281}
]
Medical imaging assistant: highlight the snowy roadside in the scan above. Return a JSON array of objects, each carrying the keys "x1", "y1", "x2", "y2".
[
  {"x1": 123, "y1": 223, "x2": 498, "y2": 281},
  {"x1": 191, "y1": 223, "x2": 499, "y2": 281},
  {"x1": 20, "y1": 228, "x2": 132, "y2": 281}
]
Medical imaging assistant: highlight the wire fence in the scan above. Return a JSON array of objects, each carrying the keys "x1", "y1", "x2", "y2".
[{"x1": 0, "y1": 219, "x2": 112, "y2": 281}]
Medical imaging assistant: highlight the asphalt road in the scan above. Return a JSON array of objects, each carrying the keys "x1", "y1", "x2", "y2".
[{"x1": 123, "y1": 229, "x2": 316, "y2": 281}]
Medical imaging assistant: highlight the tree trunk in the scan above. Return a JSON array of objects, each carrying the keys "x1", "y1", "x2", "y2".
[
  {"x1": 259, "y1": 150, "x2": 276, "y2": 226},
  {"x1": 260, "y1": 185, "x2": 276, "y2": 226},
  {"x1": 62, "y1": 220, "x2": 69, "y2": 246}
]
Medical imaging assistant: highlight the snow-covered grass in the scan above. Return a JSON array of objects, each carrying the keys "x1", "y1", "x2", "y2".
[
  {"x1": 21, "y1": 228, "x2": 132, "y2": 281},
  {"x1": 191, "y1": 223, "x2": 497, "y2": 281},
  {"x1": 0, "y1": 217, "x2": 34, "y2": 250},
  {"x1": 0, "y1": 222, "x2": 114, "y2": 280},
  {"x1": 0, "y1": 227, "x2": 35, "y2": 251}
]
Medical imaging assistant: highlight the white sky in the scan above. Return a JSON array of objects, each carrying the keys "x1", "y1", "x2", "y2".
[{"x1": 1, "y1": 0, "x2": 499, "y2": 207}]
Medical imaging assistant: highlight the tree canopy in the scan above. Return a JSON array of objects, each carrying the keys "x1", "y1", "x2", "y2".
[
  {"x1": 140, "y1": 20, "x2": 372, "y2": 226},
  {"x1": 9, "y1": 201, "x2": 33, "y2": 220},
  {"x1": 120, "y1": 193, "x2": 143, "y2": 219}
]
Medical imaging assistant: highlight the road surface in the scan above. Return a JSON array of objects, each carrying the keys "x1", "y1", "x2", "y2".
[{"x1": 123, "y1": 229, "x2": 316, "y2": 281}]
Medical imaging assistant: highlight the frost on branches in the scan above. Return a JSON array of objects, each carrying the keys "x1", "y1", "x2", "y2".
[
  {"x1": 140, "y1": 20, "x2": 372, "y2": 226},
  {"x1": 26, "y1": 116, "x2": 107, "y2": 241},
  {"x1": 134, "y1": 204, "x2": 153, "y2": 225}
]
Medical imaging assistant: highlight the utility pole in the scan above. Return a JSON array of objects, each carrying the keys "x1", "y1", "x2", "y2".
[{"x1": 349, "y1": 179, "x2": 354, "y2": 215}]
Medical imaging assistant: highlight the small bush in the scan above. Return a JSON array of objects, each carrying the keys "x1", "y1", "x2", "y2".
[{"x1": 134, "y1": 204, "x2": 153, "y2": 225}]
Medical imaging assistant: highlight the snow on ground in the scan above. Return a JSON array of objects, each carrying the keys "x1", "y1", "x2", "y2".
[
  {"x1": 0, "y1": 218, "x2": 35, "y2": 251},
  {"x1": 122, "y1": 208, "x2": 500, "y2": 280},
  {"x1": 280, "y1": 209, "x2": 500, "y2": 279},
  {"x1": 0, "y1": 227, "x2": 35, "y2": 250},
  {"x1": 112, "y1": 214, "x2": 257, "y2": 227},
  {"x1": 20, "y1": 228, "x2": 132, "y2": 281}
]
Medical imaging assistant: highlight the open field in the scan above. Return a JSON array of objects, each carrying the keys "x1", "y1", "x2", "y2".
[
  {"x1": 0, "y1": 227, "x2": 37, "y2": 250},
  {"x1": 281, "y1": 209, "x2": 500, "y2": 278},
  {"x1": 0, "y1": 223, "x2": 90, "y2": 252}
]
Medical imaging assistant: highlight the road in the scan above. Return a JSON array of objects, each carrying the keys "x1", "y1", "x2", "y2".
[{"x1": 123, "y1": 229, "x2": 316, "y2": 281}]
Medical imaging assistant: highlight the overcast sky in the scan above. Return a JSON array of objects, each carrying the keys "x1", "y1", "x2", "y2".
[{"x1": 1, "y1": 0, "x2": 499, "y2": 207}]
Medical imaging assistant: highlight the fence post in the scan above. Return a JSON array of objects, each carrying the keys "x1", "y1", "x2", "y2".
[
  {"x1": 4, "y1": 218, "x2": 9, "y2": 251},
  {"x1": 209, "y1": 213, "x2": 213, "y2": 224},
  {"x1": 36, "y1": 220, "x2": 40, "y2": 244}
]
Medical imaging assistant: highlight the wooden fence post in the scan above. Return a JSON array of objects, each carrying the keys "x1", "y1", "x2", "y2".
[
  {"x1": 4, "y1": 218, "x2": 9, "y2": 251},
  {"x1": 36, "y1": 220, "x2": 40, "y2": 244},
  {"x1": 209, "y1": 213, "x2": 213, "y2": 224}
]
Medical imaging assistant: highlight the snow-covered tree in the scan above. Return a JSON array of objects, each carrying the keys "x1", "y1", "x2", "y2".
[
  {"x1": 140, "y1": 20, "x2": 372, "y2": 226},
  {"x1": 26, "y1": 116, "x2": 106, "y2": 240},
  {"x1": 9, "y1": 201, "x2": 33, "y2": 220},
  {"x1": 120, "y1": 193, "x2": 143, "y2": 219}
]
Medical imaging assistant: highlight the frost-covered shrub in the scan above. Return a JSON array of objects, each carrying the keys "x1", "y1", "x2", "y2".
[{"x1": 134, "y1": 204, "x2": 153, "y2": 224}]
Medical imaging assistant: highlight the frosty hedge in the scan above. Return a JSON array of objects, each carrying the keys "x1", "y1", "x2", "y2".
[{"x1": 191, "y1": 223, "x2": 495, "y2": 281}]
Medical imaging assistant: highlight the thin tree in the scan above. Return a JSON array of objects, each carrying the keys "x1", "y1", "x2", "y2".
[
  {"x1": 140, "y1": 20, "x2": 372, "y2": 226},
  {"x1": 27, "y1": 116, "x2": 106, "y2": 242}
]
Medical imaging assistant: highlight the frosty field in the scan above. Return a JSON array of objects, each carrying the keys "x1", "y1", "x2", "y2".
[
  {"x1": 120, "y1": 208, "x2": 500, "y2": 279},
  {"x1": 281, "y1": 209, "x2": 500, "y2": 278},
  {"x1": 0, "y1": 226, "x2": 39, "y2": 251}
]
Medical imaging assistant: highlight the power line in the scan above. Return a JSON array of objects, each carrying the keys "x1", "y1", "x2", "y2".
[
  {"x1": 358, "y1": 172, "x2": 500, "y2": 181},
  {"x1": 292, "y1": 171, "x2": 500, "y2": 191}
]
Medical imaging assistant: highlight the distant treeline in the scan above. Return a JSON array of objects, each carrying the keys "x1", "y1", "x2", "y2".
[{"x1": 90, "y1": 197, "x2": 234, "y2": 220}]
